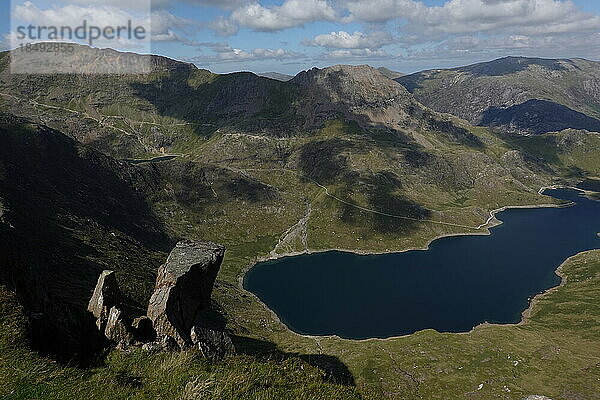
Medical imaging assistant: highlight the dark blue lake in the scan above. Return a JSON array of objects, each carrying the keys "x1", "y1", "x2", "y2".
[{"x1": 244, "y1": 189, "x2": 600, "y2": 339}]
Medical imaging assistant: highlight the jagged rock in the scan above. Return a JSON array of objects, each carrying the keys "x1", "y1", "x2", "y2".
[
  {"x1": 291, "y1": 65, "x2": 414, "y2": 130},
  {"x1": 104, "y1": 306, "x2": 132, "y2": 346},
  {"x1": 87, "y1": 270, "x2": 122, "y2": 331},
  {"x1": 147, "y1": 241, "x2": 225, "y2": 349},
  {"x1": 190, "y1": 326, "x2": 235, "y2": 360},
  {"x1": 524, "y1": 396, "x2": 552, "y2": 400},
  {"x1": 141, "y1": 335, "x2": 178, "y2": 353}
]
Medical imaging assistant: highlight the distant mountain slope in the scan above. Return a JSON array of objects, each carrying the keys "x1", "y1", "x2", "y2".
[
  {"x1": 259, "y1": 68, "x2": 403, "y2": 82},
  {"x1": 257, "y1": 72, "x2": 294, "y2": 81},
  {"x1": 0, "y1": 45, "x2": 301, "y2": 156},
  {"x1": 397, "y1": 57, "x2": 600, "y2": 134},
  {"x1": 0, "y1": 46, "x2": 483, "y2": 157},
  {"x1": 377, "y1": 67, "x2": 405, "y2": 80}
]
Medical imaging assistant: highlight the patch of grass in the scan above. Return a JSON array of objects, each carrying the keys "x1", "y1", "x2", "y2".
[{"x1": 0, "y1": 286, "x2": 363, "y2": 400}]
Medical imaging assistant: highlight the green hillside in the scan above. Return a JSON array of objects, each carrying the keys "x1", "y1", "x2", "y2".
[{"x1": 0, "y1": 47, "x2": 599, "y2": 399}]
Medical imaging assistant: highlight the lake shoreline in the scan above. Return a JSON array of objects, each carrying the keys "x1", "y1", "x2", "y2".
[
  {"x1": 251, "y1": 185, "x2": 577, "y2": 265},
  {"x1": 238, "y1": 185, "x2": 597, "y2": 344}
]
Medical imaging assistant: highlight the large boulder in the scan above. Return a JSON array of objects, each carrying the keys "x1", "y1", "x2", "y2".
[{"x1": 147, "y1": 241, "x2": 225, "y2": 348}]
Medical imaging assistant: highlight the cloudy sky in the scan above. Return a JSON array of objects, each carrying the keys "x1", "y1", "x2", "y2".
[{"x1": 2, "y1": 0, "x2": 600, "y2": 74}]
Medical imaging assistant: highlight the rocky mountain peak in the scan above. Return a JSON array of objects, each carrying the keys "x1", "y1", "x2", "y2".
[
  {"x1": 293, "y1": 64, "x2": 410, "y2": 102},
  {"x1": 397, "y1": 56, "x2": 600, "y2": 133},
  {"x1": 7, "y1": 43, "x2": 196, "y2": 75},
  {"x1": 291, "y1": 64, "x2": 415, "y2": 129}
]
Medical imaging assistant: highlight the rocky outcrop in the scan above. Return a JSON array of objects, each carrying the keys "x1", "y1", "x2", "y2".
[
  {"x1": 104, "y1": 306, "x2": 132, "y2": 345},
  {"x1": 147, "y1": 241, "x2": 225, "y2": 348},
  {"x1": 88, "y1": 270, "x2": 122, "y2": 331},
  {"x1": 291, "y1": 65, "x2": 414, "y2": 129},
  {"x1": 88, "y1": 271, "x2": 132, "y2": 346},
  {"x1": 191, "y1": 326, "x2": 235, "y2": 360},
  {"x1": 87, "y1": 241, "x2": 231, "y2": 356}
]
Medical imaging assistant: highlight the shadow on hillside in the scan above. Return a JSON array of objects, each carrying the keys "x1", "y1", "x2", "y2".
[
  {"x1": 129, "y1": 70, "x2": 300, "y2": 137},
  {"x1": 144, "y1": 161, "x2": 280, "y2": 218},
  {"x1": 481, "y1": 99, "x2": 600, "y2": 134},
  {"x1": 231, "y1": 335, "x2": 356, "y2": 386},
  {"x1": 297, "y1": 139, "x2": 432, "y2": 235},
  {"x1": 0, "y1": 115, "x2": 174, "y2": 360},
  {"x1": 197, "y1": 296, "x2": 356, "y2": 386}
]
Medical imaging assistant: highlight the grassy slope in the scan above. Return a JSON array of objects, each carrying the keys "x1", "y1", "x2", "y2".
[
  {"x1": 1, "y1": 247, "x2": 598, "y2": 399},
  {"x1": 149, "y1": 123, "x2": 599, "y2": 399},
  {"x1": 2, "y1": 115, "x2": 595, "y2": 399},
  {"x1": 1, "y1": 52, "x2": 599, "y2": 398},
  {"x1": 0, "y1": 287, "x2": 363, "y2": 400}
]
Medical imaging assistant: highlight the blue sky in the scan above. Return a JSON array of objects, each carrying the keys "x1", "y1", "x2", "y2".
[{"x1": 3, "y1": 0, "x2": 600, "y2": 75}]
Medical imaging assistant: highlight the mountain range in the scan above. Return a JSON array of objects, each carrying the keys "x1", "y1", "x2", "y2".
[
  {"x1": 0, "y1": 45, "x2": 599, "y2": 399},
  {"x1": 397, "y1": 56, "x2": 600, "y2": 135}
]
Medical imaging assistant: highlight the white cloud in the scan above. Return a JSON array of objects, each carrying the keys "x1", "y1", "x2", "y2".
[
  {"x1": 344, "y1": 0, "x2": 600, "y2": 39},
  {"x1": 181, "y1": 0, "x2": 249, "y2": 8},
  {"x1": 211, "y1": 0, "x2": 336, "y2": 34},
  {"x1": 209, "y1": 17, "x2": 240, "y2": 36},
  {"x1": 60, "y1": 0, "x2": 248, "y2": 10},
  {"x1": 17, "y1": 0, "x2": 600, "y2": 68},
  {"x1": 305, "y1": 31, "x2": 394, "y2": 49},
  {"x1": 342, "y1": 0, "x2": 424, "y2": 23},
  {"x1": 11, "y1": 2, "x2": 198, "y2": 45},
  {"x1": 405, "y1": 32, "x2": 600, "y2": 61},
  {"x1": 190, "y1": 42, "x2": 305, "y2": 64},
  {"x1": 58, "y1": 0, "x2": 155, "y2": 11},
  {"x1": 322, "y1": 48, "x2": 390, "y2": 59}
]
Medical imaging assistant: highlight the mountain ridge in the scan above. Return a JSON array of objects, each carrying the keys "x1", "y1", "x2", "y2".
[
  {"x1": 397, "y1": 56, "x2": 600, "y2": 135},
  {"x1": 1, "y1": 45, "x2": 600, "y2": 399}
]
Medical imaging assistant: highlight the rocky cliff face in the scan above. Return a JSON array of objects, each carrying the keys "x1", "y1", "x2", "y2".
[
  {"x1": 397, "y1": 57, "x2": 600, "y2": 134},
  {"x1": 147, "y1": 240, "x2": 225, "y2": 348},
  {"x1": 291, "y1": 65, "x2": 414, "y2": 130},
  {"x1": 88, "y1": 241, "x2": 233, "y2": 357}
]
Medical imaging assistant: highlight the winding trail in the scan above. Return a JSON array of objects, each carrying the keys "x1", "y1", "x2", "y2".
[
  {"x1": 0, "y1": 92, "x2": 561, "y2": 232},
  {"x1": 236, "y1": 167, "x2": 540, "y2": 231},
  {"x1": 271, "y1": 203, "x2": 312, "y2": 256},
  {"x1": 0, "y1": 92, "x2": 211, "y2": 153}
]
